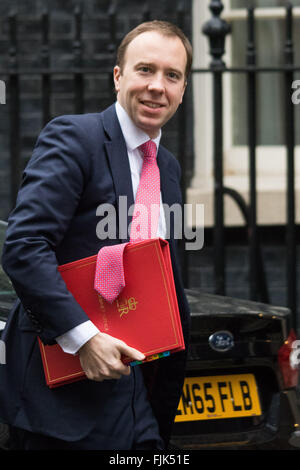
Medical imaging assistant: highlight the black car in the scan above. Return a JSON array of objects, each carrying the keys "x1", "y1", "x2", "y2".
[
  {"x1": 170, "y1": 290, "x2": 300, "y2": 450},
  {"x1": 0, "y1": 220, "x2": 300, "y2": 450}
]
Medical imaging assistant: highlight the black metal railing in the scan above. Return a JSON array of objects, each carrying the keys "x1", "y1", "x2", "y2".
[{"x1": 200, "y1": 0, "x2": 299, "y2": 330}]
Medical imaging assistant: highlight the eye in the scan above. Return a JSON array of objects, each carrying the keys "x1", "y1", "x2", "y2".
[
  {"x1": 138, "y1": 66, "x2": 152, "y2": 74},
  {"x1": 167, "y1": 71, "x2": 180, "y2": 81}
]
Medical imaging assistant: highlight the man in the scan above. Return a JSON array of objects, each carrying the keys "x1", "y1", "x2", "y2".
[{"x1": 0, "y1": 20, "x2": 192, "y2": 450}]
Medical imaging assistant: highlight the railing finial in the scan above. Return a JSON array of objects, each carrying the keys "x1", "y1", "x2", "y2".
[{"x1": 202, "y1": 0, "x2": 231, "y2": 68}]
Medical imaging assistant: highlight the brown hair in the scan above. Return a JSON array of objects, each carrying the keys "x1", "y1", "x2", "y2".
[{"x1": 116, "y1": 20, "x2": 193, "y2": 81}]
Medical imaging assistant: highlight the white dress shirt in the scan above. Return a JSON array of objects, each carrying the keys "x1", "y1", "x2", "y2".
[{"x1": 56, "y1": 101, "x2": 167, "y2": 354}]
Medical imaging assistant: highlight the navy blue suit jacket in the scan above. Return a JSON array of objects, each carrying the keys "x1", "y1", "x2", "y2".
[{"x1": 0, "y1": 104, "x2": 190, "y2": 445}]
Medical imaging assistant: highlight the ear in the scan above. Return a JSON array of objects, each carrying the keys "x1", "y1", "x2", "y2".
[{"x1": 113, "y1": 66, "x2": 122, "y2": 93}]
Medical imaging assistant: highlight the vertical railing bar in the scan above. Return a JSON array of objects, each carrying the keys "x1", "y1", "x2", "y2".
[
  {"x1": 245, "y1": 7, "x2": 269, "y2": 303},
  {"x1": 284, "y1": 3, "x2": 297, "y2": 331},
  {"x1": 108, "y1": 0, "x2": 117, "y2": 47},
  {"x1": 213, "y1": 67, "x2": 225, "y2": 295},
  {"x1": 246, "y1": 6, "x2": 259, "y2": 301},
  {"x1": 107, "y1": 1, "x2": 117, "y2": 102},
  {"x1": 176, "y1": 0, "x2": 187, "y2": 199},
  {"x1": 142, "y1": 2, "x2": 151, "y2": 23},
  {"x1": 203, "y1": 1, "x2": 231, "y2": 296},
  {"x1": 73, "y1": 3, "x2": 84, "y2": 114},
  {"x1": 8, "y1": 10, "x2": 20, "y2": 208},
  {"x1": 176, "y1": 0, "x2": 189, "y2": 287},
  {"x1": 41, "y1": 8, "x2": 50, "y2": 125}
]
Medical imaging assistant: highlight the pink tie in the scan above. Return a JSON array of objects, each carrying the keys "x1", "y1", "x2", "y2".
[{"x1": 94, "y1": 140, "x2": 160, "y2": 303}]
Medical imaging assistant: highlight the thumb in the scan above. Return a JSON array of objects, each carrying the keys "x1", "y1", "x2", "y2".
[{"x1": 119, "y1": 343, "x2": 145, "y2": 362}]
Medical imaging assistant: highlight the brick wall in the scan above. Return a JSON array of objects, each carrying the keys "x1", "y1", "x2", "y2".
[{"x1": 0, "y1": 0, "x2": 194, "y2": 220}]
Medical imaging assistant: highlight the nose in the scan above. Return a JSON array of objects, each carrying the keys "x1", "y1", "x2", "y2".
[{"x1": 147, "y1": 73, "x2": 165, "y2": 93}]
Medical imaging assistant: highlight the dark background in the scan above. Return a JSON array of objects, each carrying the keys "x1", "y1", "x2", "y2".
[{"x1": 0, "y1": 0, "x2": 194, "y2": 220}]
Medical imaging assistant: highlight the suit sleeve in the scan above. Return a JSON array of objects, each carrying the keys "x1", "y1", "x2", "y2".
[{"x1": 1, "y1": 116, "x2": 93, "y2": 344}]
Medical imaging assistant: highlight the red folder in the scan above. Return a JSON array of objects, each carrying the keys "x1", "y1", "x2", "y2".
[{"x1": 38, "y1": 238, "x2": 185, "y2": 388}]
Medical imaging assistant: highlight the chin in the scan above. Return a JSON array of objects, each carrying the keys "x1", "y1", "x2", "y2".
[{"x1": 137, "y1": 118, "x2": 161, "y2": 136}]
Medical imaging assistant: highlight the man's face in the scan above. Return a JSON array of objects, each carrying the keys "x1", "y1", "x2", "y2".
[{"x1": 114, "y1": 31, "x2": 187, "y2": 139}]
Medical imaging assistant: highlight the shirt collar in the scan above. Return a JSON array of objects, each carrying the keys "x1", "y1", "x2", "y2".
[{"x1": 115, "y1": 101, "x2": 161, "y2": 152}]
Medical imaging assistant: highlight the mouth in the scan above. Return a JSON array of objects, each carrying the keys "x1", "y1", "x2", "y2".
[{"x1": 140, "y1": 100, "x2": 165, "y2": 109}]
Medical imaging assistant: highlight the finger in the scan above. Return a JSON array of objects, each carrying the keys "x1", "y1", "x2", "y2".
[
  {"x1": 117, "y1": 363, "x2": 131, "y2": 376},
  {"x1": 84, "y1": 370, "x2": 104, "y2": 382},
  {"x1": 102, "y1": 372, "x2": 122, "y2": 380},
  {"x1": 97, "y1": 359, "x2": 127, "y2": 379},
  {"x1": 105, "y1": 357, "x2": 131, "y2": 377},
  {"x1": 119, "y1": 344, "x2": 145, "y2": 362},
  {"x1": 85, "y1": 369, "x2": 123, "y2": 381}
]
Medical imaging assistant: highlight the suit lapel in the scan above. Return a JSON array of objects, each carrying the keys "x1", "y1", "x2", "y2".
[
  {"x1": 101, "y1": 105, "x2": 134, "y2": 243},
  {"x1": 157, "y1": 148, "x2": 171, "y2": 206},
  {"x1": 157, "y1": 148, "x2": 178, "y2": 242}
]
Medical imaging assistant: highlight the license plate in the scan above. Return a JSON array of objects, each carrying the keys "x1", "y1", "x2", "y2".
[{"x1": 175, "y1": 373, "x2": 262, "y2": 422}]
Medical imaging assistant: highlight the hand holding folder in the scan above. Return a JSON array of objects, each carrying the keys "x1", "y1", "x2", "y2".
[
  {"x1": 78, "y1": 331, "x2": 145, "y2": 381},
  {"x1": 38, "y1": 238, "x2": 185, "y2": 388}
]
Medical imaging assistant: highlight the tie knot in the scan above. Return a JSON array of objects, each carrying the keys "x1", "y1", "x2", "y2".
[{"x1": 139, "y1": 140, "x2": 157, "y2": 161}]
